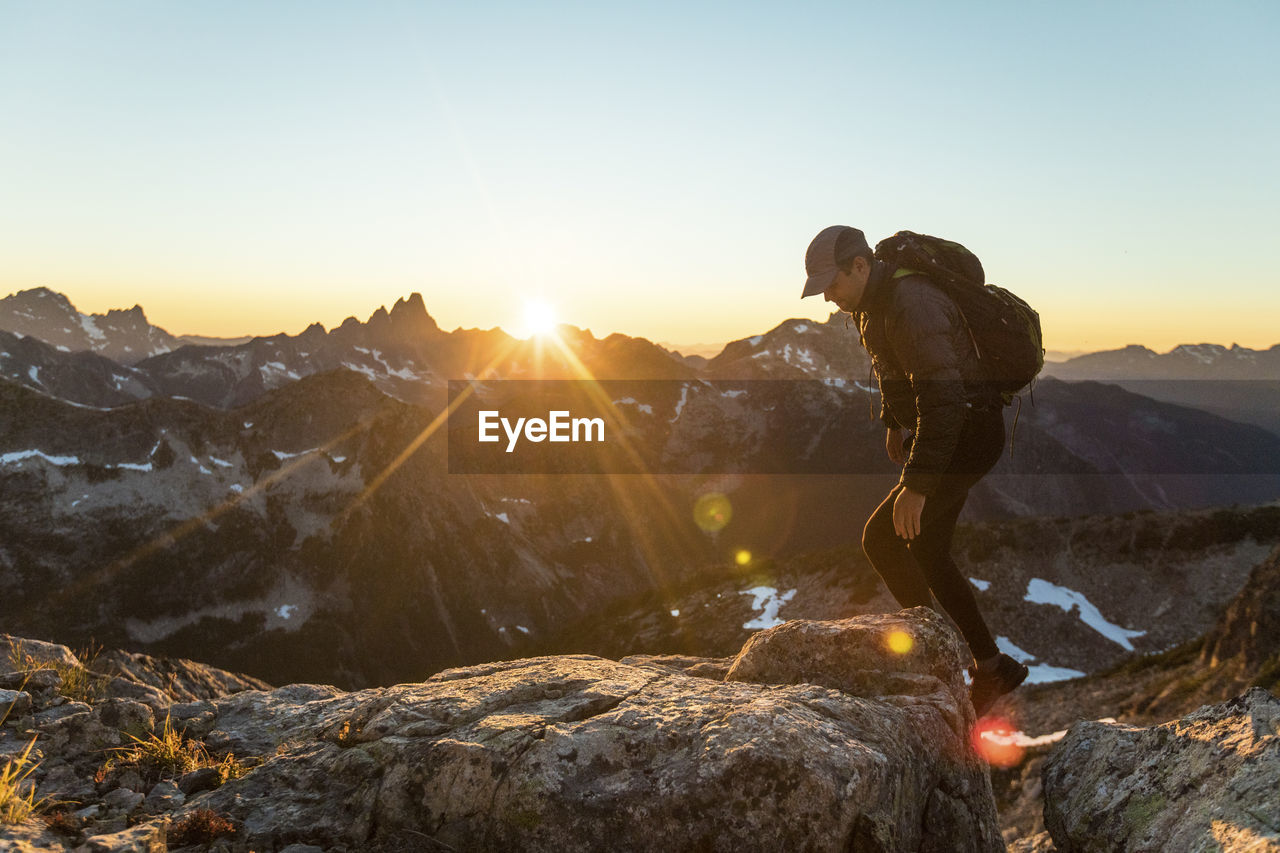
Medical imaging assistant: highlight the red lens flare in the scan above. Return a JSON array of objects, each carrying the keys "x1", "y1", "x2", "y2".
[{"x1": 971, "y1": 715, "x2": 1025, "y2": 768}]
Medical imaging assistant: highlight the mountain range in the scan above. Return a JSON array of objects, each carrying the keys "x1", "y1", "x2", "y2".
[{"x1": 3, "y1": 288, "x2": 1280, "y2": 688}]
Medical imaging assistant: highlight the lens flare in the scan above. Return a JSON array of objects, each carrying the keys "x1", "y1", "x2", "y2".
[
  {"x1": 693, "y1": 492, "x2": 732, "y2": 532},
  {"x1": 886, "y1": 630, "x2": 914, "y2": 655},
  {"x1": 734, "y1": 549, "x2": 752, "y2": 566},
  {"x1": 971, "y1": 715, "x2": 1026, "y2": 768}
]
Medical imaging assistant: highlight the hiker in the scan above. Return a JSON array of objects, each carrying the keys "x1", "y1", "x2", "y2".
[{"x1": 802, "y1": 224, "x2": 1030, "y2": 716}]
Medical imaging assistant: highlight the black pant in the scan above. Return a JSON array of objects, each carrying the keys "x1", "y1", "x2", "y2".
[{"x1": 862, "y1": 407, "x2": 1005, "y2": 662}]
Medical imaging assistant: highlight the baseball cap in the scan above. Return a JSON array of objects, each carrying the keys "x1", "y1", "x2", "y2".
[{"x1": 802, "y1": 225, "x2": 868, "y2": 298}]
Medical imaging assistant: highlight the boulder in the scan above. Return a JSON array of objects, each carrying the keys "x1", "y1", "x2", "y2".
[
  {"x1": 94, "y1": 648, "x2": 272, "y2": 703},
  {"x1": 1043, "y1": 687, "x2": 1280, "y2": 851},
  {"x1": 0, "y1": 635, "x2": 80, "y2": 670},
  {"x1": 166, "y1": 608, "x2": 1001, "y2": 852}
]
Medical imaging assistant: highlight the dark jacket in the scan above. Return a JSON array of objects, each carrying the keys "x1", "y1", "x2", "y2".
[{"x1": 856, "y1": 260, "x2": 1003, "y2": 496}]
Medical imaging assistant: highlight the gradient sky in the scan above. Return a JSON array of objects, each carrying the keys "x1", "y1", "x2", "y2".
[{"x1": 1, "y1": 1, "x2": 1276, "y2": 352}]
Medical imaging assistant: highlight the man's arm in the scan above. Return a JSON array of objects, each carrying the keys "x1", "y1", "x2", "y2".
[{"x1": 887, "y1": 278, "x2": 970, "y2": 497}]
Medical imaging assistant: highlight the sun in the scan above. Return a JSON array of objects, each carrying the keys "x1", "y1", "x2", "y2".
[{"x1": 521, "y1": 300, "x2": 558, "y2": 338}]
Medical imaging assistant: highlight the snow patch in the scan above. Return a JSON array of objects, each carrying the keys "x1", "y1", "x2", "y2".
[
  {"x1": 209, "y1": 456, "x2": 233, "y2": 468},
  {"x1": 612, "y1": 397, "x2": 654, "y2": 415},
  {"x1": 970, "y1": 578, "x2": 991, "y2": 592},
  {"x1": 669, "y1": 384, "x2": 690, "y2": 424},
  {"x1": 741, "y1": 586, "x2": 796, "y2": 630},
  {"x1": 272, "y1": 448, "x2": 319, "y2": 461},
  {"x1": 342, "y1": 361, "x2": 379, "y2": 381},
  {"x1": 229, "y1": 484, "x2": 244, "y2": 494},
  {"x1": 259, "y1": 361, "x2": 301, "y2": 381},
  {"x1": 670, "y1": 609, "x2": 680, "y2": 617},
  {"x1": 996, "y1": 636, "x2": 1035, "y2": 663},
  {"x1": 27, "y1": 365, "x2": 40, "y2": 384},
  {"x1": 276, "y1": 605, "x2": 297, "y2": 620},
  {"x1": 748, "y1": 335, "x2": 763, "y2": 346},
  {"x1": 80, "y1": 314, "x2": 105, "y2": 341},
  {"x1": 793, "y1": 324, "x2": 810, "y2": 333},
  {"x1": 1026, "y1": 663, "x2": 1087, "y2": 684},
  {"x1": 1, "y1": 449, "x2": 81, "y2": 466},
  {"x1": 1025, "y1": 578, "x2": 1147, "y2": 651}
]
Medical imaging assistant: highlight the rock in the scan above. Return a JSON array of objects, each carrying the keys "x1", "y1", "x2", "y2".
[
  {"x1": 143, "y1": 779, "x2": 185, "y2": 813},
  {"x1": 102, "y1": 786, "x2": 146, "y2": 813},
  {"x1": 74, "y1": 803, "x2": 103, "y2": 820},
  {"x1": 1043, "y1": 687, "x2": 1280, "y2": 851},
  {"x1": 725, "y1": 607, "x2": 972, "y2": 735},
  {"x1": 34, "y1": 758, "x2": 97, "y2": 803},
  {"x1": 279, "y1": 845, "x2": 326, "y2": 853},
  {"x1": 618, "y1": 653, "x2": 736, "y2": 679},
  {"x1": 95, "y1": 648, "x2": 272, "y2": 703},
  {"x1": 115, "y1": 769, "x2": 145, "y2": 793},
  {"x1": 0, "y1": 634, "x2": 81, "y2": 669},
  {"x1": 168, "y1": 700, "x2": 218, "y2": 739},
  {"x1": 93, "y1": 697, "x2": 155, "y2": 740},
  {"x1": 1201, "y1": 543, "x2": 1280, "y2": 669},
  {"x1": 1, "y1": 688, "x2": 33, "y2": 718},
  {"x1": 30, "y1": 701, "x2": 121, "y2": 759},
  {"x1": 78, "y1": 821, "x2": 166, "y2": 852},
  {"x1": 101, "y1": 676, "x2": 171, "y2": 715},
  {"x1": 0, "y1": 669, "x2": 61, "y2": 692},
  {"x1": 0, "y1": 822, "x2": 67, "y2": 852},
  {"x1": 32, "y1": 700, "x2": 91, "y2": 726},
  {"x1": 167, "y1": 609, "x2": 1002, "y2": 852},
  {"x1": 177, "y1": 766, "x2": 224, "y2": 796}
]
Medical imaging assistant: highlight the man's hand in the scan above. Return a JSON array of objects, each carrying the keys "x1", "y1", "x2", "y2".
[
  {"x1": 893, "y1": 487, "x2": 927, "y2": 540},
  {"x1": 885, "y1": 427, "x2": 906, "y2": 465}
]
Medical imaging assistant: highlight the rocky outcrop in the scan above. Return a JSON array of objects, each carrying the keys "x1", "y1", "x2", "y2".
[
  {"x1": 1042, "y1": 688, "x2": 1280, "y2": 851},
  {"x1": 2, "y1": 609, "x2": 1003, "y2": 852},
  {"x1": 1202, "y1": 543, "x2": 1280, "y2": 671}
]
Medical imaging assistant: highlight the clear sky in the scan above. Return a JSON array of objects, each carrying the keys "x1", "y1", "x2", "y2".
[{"x1": 1, "y1": 1, "x2": 1276, "y2": 352}]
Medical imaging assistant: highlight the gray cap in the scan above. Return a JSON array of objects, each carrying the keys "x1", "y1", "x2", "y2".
[{"x1": 802, "y1": 225, "x2": 868, "y2": 298}]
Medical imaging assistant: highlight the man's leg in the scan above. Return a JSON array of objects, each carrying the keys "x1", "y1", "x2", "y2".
[
  {"x1": 907, "y1": 479, "x2": 999, "y2": 662},
  {"x1": 862, "y1": 485, "x2": 933, "y2": 609}
]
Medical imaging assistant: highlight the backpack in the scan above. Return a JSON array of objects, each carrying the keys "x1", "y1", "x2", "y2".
[{"x1": 873, "y1": 231, "x2": 1044, "y2": 401}]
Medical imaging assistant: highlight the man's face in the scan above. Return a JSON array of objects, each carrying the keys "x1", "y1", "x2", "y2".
[{"x1": 823, "y1": 255, "x2": 871, "y2": 313}]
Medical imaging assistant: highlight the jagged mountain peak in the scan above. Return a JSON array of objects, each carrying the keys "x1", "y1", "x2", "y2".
[
  {"x1": 387, "y1": 291, "x2": 442, "y2": 336},
  {"x1": 104, "y1": 304, "x2": 148, "y2": 320},
  {"x1": 7, "y1": 286, "x2": 76, "y2": 310}
]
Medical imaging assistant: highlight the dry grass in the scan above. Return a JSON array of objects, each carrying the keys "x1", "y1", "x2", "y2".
[
  {"x1": 5, "y1": 641, "x2": 109, "y2": 704},
  {"x1": 98, "y1": 716, "x2": 243, "y2": 789},
  {"x1": 0, "y1": 737, "x2": 42, "y2": 826}
]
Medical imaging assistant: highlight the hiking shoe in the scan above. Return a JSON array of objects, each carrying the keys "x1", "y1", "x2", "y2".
[{"x1": 969, "y1": 654, "x2": 1029, "y2": 717}]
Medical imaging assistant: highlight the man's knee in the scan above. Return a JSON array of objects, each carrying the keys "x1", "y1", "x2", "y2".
[{"x1": 862, "y1": 512, "x2": 893, "y2": 564}]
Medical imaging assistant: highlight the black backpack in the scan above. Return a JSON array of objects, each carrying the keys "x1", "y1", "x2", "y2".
[{"x1": 873, "y1": 231, "x2": 1044, "y2": 401}]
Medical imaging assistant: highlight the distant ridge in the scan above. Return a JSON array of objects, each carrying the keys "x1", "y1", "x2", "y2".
[{"x1": 0, "y1": 286, "x2": 186, "y2": 365}]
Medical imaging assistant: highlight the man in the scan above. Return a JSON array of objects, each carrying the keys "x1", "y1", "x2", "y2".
[{"x1": 802, "y1": 224, "x2": 1028, "y2": 717}]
